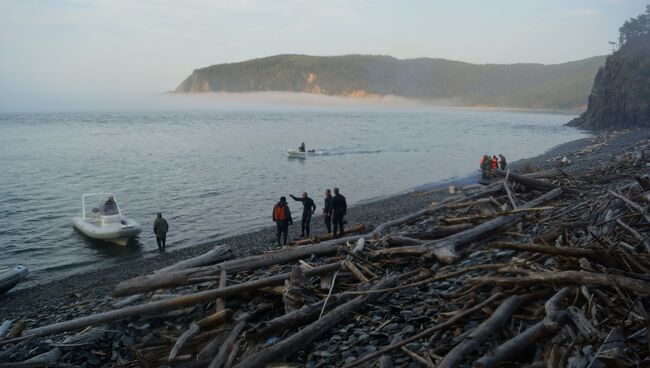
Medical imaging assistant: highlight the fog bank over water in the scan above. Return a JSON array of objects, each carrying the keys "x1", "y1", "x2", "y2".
[
  {"x1": 0, "y1": 91, "x2": 447, "y2": 113},
  {"x1": 1, "y1": 91, "x2": 577, "y2": 114}
]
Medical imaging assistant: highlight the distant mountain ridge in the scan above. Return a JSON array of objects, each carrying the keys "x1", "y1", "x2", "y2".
[{"x1": 174, "y1": 54, "x2": 606, "y2": 110}]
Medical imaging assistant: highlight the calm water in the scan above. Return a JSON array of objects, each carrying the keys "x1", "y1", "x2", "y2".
[{"x1": 0, "y1": 108, "x2": 588, "y2": 283}]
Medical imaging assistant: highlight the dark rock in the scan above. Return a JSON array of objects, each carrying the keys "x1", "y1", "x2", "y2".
[{"x1": 569, "y1": 32, "x2": 650, "y2": 130}]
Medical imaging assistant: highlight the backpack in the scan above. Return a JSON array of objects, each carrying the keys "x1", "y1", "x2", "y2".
[{"x1": 274, "y1": 205, "x2": 287, "y2": 221}]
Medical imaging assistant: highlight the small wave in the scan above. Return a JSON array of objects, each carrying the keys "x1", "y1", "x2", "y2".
[{"x1": 315, "y1": 149, "x2": 383, "y2": 156}]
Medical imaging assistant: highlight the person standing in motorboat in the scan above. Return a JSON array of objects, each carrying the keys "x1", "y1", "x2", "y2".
[
  {"x1": 273, "y1": 197, "x2": 293, "y2": 246},
  {"x1": 323, "y1": 189, "x2": 333, "y2": 234},
  {"x1": 153, "y1": 213, "x2": 169, "y2": 251},
  {"x1": 102, "y1": 196, "x2": 119, "y2": 215},
  {"x1": 299, "y1": 142, "x2": 306, "y2": 152},
  {"x1": 290, "y1": 192, "x2": 317, "y2": 237},
  {"x1": 331, "y1": 187, "x2": 347, "y2": 237}
]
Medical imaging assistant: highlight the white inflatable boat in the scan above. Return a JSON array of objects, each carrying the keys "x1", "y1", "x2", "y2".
[
  {"x1": 287, "y1": 149, "x2": 322, "y2": 158},
  {"x1": 287, "y1": 149, "x2": 307, "y2": 159},
  {"x1": 0, "y1": 265, "x2": 28, "y2": 295},
  {"x1": 72, "y1": 193, "x2": 142, "y2": 246}
]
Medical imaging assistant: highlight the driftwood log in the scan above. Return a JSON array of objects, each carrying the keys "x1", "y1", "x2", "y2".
[
  {"x1": 15, "y1": 263, "x2": 341, "y2": 341},
  {"x1": 233, "y1": 274, "x2": 402, "y2": 368}
]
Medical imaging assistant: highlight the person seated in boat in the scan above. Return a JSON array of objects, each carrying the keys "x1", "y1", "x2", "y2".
[
  {"x1": 101, "y1": 196, "x2": 119, "y2": 216},
  {"x1": 299, "y1": 142, "x2": 306, "y2": 152}
]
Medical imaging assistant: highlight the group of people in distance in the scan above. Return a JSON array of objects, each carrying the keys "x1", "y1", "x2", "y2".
[
  {"x1": 480, "y1": 154, "x2": 507, "y2": 179},
  {"x1": 272, "y1": 188, "x2": 347, "y2": 246}
]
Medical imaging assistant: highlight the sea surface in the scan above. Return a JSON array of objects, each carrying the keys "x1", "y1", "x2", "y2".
[{"x1": 0, "y1": 108, "x2": 588, "y2": 283}]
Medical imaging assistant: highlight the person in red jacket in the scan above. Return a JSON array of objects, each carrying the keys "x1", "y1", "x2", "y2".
[{"x1": 491, "y1": 155, "x2": 499, "y2": 170}]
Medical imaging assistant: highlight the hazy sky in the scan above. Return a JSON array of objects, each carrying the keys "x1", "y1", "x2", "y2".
[{"x1": 0, "y1": 0, "x2": 647, "y2": 111}]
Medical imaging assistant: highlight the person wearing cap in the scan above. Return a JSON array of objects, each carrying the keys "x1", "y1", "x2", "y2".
[{"x1": 272, "y1": 197, "x2": 293, "y2": 246}]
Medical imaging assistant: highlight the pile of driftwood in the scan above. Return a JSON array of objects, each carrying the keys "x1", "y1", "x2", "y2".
[{"x1": 2, "y1": 137, "x2": 650, "y2": 367}]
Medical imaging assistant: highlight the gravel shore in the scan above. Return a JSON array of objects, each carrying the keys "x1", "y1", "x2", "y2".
[{"x1": 2, "y1": 128, "x2": 648, "y2": 322}]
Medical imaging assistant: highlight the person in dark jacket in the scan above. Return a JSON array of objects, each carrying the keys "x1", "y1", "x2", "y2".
[
  {"x1": 153, "y1": 213, "x2": 169, "y2": 251},
  {"x1": 323, "y1": 189, "x2": 333, "y2": 233},
  {"x1": 290, "y1": 192, "x2": 317, "y2": 237},
  {"x1": 331, "y1": 187, "x2": 347, "y2": 237},
  {"x1": 272, "y1": 197, "x2": 293, "y2": 246},
  {"x1": 102, "y1": 196, "x2": 119, "y2": 215},
  {"x1": 499, "y1": 154, "x2": 507, "y2": 170}
]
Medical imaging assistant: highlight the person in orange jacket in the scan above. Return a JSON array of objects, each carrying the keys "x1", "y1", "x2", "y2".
[
  {"x1": 272, "y1": 197, "x2": 293, "y2": 246},
  {"x1": 480, "y1": 155, "x2": 489, "y2": 178},
  {"x1": 491, "y1": 155, "x2": 499, "y2": 170}
]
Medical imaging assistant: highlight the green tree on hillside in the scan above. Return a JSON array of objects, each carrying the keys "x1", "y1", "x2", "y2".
[{"x1": 618, "y1": 5, "x2": 650, "y2": 47}]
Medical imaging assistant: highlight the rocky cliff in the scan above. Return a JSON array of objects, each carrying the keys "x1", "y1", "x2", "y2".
[{"x1": 568, "y1": 33, "x2": 650, "y2": 129}]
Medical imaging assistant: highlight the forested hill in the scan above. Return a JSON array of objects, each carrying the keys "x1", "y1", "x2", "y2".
[{"x1": 174, "y1": 54, "x2": 605, "y2": 110}]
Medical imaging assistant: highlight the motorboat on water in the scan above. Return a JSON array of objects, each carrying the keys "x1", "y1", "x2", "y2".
[
  {"x1": 72, "y1": 193, "x2": 142, "y2": 246},
  {"x1": 0, "y1": 265, "x2": 28, "y2": 295},
  {"x1": 287, "y1": 149, "x2": 322, "y2": 159},
  {"x1": 287, "y1": 149, "x2": 307, "y2": 159}
]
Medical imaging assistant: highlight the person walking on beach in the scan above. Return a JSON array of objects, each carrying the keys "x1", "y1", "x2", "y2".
[
  {"x1": 499, "y1": 154, "x2": 507, "y2": 170},
  {"x1": 273, "y1": 197, "x2": 293, "y2": 246},
  {"x1": 323, "y1": 189, "x2": 333, "y2": 233},
  {"x1": 290, "y1": 192, "x2": 317, "y2": 237},
  {"x1": 331, "y1": 187, "x2": 347, "y2": 237},
  {"x1": 153, "y1": 213, "x2": 169, "y2": 251}
]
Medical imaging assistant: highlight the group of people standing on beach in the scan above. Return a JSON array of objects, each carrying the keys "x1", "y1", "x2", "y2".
[
  {"x1": 272, "y1": 188, "x2": 347, "y2": 246},
  {"x1": 480, "y1": 154, "x2": 507, "y2": 179},
  {"x1": 149, "y1": 188, "x2": 348, "y2": 251}
]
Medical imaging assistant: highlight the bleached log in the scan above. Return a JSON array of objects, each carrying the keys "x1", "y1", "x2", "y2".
[
  {"x1": 384, "y1": 188, "x2": 563, "y2": 263},
  {"x1": 472, "y1": 270, "x2": 650, "y2": 295},
  {"x1": 494, "y1": 170, "x2": 579, "y2": 194},
  {"x1": 437, "y1": 294, "x2": 526, "y2": 368},
  {"x1": 15, "y1": 263, "x2": 340, "y2": 341},
  {"x1": 159, "y1": 244, "x2": 232, "y2": 273},
  {"x1": 344, "y1": 293, "x2": 505, "y2": 368}
]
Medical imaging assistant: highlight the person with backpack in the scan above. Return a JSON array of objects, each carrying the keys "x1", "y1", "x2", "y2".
[
  {"x1": 272, "y1": 197, "x2": 293, "y2": 246},
  {"x1": 153, "y1": 213, "x2": 169, "y2": 251},
  {"x1": 331, "y1": 187, "x2": 347, "y2": 237},
  {"x1": 290, "y1": 192, "x2": 317, "y2": 237}
]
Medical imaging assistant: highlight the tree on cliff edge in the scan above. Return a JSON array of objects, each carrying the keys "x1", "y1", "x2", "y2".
[
  {"x1": 618, "y1": 5, "x2": 650, "y2": 47},
  {"x1": 568, "y1": 5, "x2": 650, "y2": 130}
]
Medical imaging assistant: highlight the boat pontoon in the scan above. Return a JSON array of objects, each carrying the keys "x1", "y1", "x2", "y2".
[{"x1": 0, "y1": 265, "x2": 28, "y2": 295}]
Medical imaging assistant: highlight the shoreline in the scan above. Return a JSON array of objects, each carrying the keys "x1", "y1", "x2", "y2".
[
  {"x1": 16, "y1": 131, "x2": 591, "y2": 287},
  {"x1": 0, "y1": 130, "x2": 618, "y2": 319}
]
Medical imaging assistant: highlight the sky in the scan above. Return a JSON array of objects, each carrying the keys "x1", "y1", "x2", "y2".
[{"x1": 0, "y1": 0, "x2": 647, "y2": 111}]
